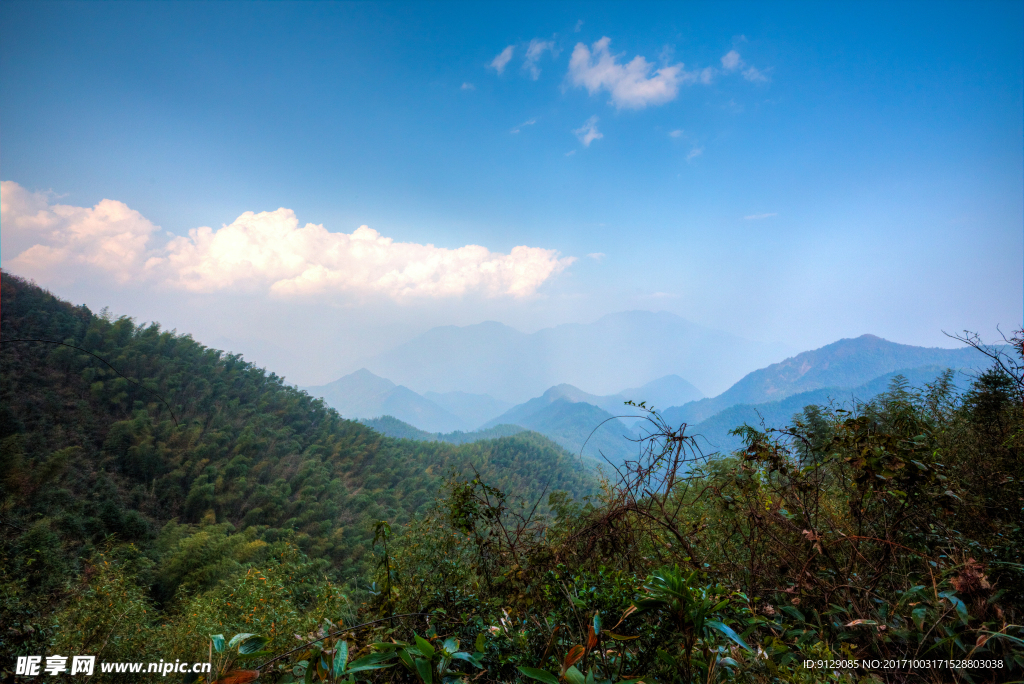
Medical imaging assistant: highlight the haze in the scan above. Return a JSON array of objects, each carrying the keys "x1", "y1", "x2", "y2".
[{"x1": 1, "y1": 1, "x2": 1020, "y2": 392}]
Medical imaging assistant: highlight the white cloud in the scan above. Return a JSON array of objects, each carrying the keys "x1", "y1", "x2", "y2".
[
  {"x1": 573, "y1": 116, "x2": 603, "y2": 147},
  {"x1": 587, "y1": 252, "x2": 606, "y2": 261},
  {"x1": 1, "y1": 180, "x2": 160, "y2": 284},
  {"x1": 744, "y1": 212, "x2": 778, "y2": 220},
  {"x1": 0, "y1": 181, "x2": 574, "y2": 299},
  {"x1": 567, "y1": 37, "x2": 693, "y2": 109},
  {"x1": 686, "y1": 147, "x2": 704, "y2": 161},
  {"x1": 510, "y1": 118, "x2": 537, "y2": 134},
  {"x1": 720, "y1": 49, "x2": 770, "y2": 83},
  {"x1": 523, "y1": 39, "x2": 556, "y2": 80},
  {"x1": 461, "y1": 82, "x2": 475, "y2": 90},
  {"x1": 721, "y1": 50, "x2": 742, "y2": 71},
  {"x1": 742, "y1": 66, "x2": 769, "y2": 82},
  {"x1": 489, "y1": 45, "x2": 514, "y2": 75},
  {"x1": 565, "y1": 150, "x2": 576, "y2": 156},
  {"x1": 699, "y1": 67, "x2": 716, "y2": 84},
  {"x1": 574, "y1": 19, "x2": 583, "y2": 32},
  {"x1": 669, "y1": 129, "x2": 683, "y2": 138}
]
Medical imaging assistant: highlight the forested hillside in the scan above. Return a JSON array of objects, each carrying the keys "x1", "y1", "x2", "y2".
[
  {"x1": 3, "y1": 272, "x2": 1022, "y2": 684},
  {"x1": 0, "y1": 273, "x2": 596, "y2": 671}
]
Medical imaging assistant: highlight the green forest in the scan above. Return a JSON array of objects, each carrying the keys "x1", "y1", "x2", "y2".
[{"x1": 2, "y1": 272, "x2": 1022, "y2": 683}]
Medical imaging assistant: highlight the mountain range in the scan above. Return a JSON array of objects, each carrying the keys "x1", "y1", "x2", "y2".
[
  {"x1": 358, "y1": 311, "x2": 790, "y2": 403},
  {"x1": 305, "y1": 369, "x2": 704, "y2": 435},
  {"x1": 311, "y1": 333, "x2": 996, "y2": 466},
  {"x1": 303, "y1": 368, "x2": 468, "y2": 433},
  {"x1": 661, "y1": 334, "x2": 989, "y2": 427},
  {"x1": 682, "y1": 364, "x2": 976, "y2": 454}
]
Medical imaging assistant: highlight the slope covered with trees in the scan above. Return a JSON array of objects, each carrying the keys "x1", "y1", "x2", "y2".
[
  {"x1": 2, "y1": 272, "x2": 1022, "y2": 683},
  {"x1": 0, "y1": 273, "x2": 597, "y2": 671}
]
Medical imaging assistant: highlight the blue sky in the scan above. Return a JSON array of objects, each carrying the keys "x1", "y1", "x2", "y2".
[{"x1": 1, "y1": 1, "x2": 1021, "y2": 388}]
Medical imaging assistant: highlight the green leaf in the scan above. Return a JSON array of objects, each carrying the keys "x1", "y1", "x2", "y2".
[
  {"x1": 899, "y1": 585, "x2": 927, "y2": 605},
  {"x1": 334, "y1": 641, "x2": 349, "y2": 677},
  {"x1": 229, "y1": 633, "x2": 256, "y2": 649},
  {"x1": 413, "y1": 656, "x2": 433, "y2": 684},
  {"x1": 238, "y1": 636, "x2": 268, "y2": 655},
  {"x1": 912, "y1": 606, "x2": 928, "y2": 631},
  {"x1": 939, "y1": 592, "x2": 969, "y2": 624},
  {"x1": 592, "y1": 614, "x2": 601, "y2": 635},
  {"x1": 564, "y1": 665, "x2": 586, "y2": 684},
  {"x1": 781, "y1": 605, "x2": 805, "y2": 622},
  {"x1": 475, "y1": 632, "x2": 487, "y2": 654},
  {"x1": 348, "y1": 654, "x2": 394, "y2": 669},
  {"x1": 452, "y1": 653, "x2": 483, "y2": 669},
  {"x1": 414, "y1": 634, "x2": 435, "y2": 659},
  {"x1": 304, "y1": 657, "x2": 315, "y2": 684},
  {"x1": 345, "y1": 664, "x2": 395, "y2": 674},
  {"x1": 210, "y1": 634, "x2": 226, "y2": 653},
  {"x1": 441, "y1": 637, "x2": 459, "y2": 655},
  {"x1": 606, "y1": 632, "x2": 639, "y2": 641},
  {"x1": 706, "y1": 620, "x2": 752, "y2": 652},
  {"x1": 518, "y1": 667, "x2": 560, "y2": 684}
]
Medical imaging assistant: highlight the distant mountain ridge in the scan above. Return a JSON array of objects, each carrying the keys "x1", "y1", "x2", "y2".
[
  {"x1": 482, "y1": 385, "x2": 645, "y2": 465},
  {"x1": 685, "y1": 364, "x2": 975, "y2": 454},
  {"x1": 662, "y1": 335, "x2": 988, "y2": 426},
  {"x1": 484, "y1": 376, "x2": 703, "y2": 428},
  {"x1": 361, "y1": 311, "x2": 789, "y2": 403},
  {"x1": 304, "y1": 368, "x2": 467, "y2": 433},
  {"x1": 360, "y1": 415, "x2": 529, "y2": 444}
]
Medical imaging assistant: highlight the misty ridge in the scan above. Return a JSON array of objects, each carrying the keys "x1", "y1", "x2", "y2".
[{"x1": 302, "y1": 312, "x2": 994, "y2": 466}]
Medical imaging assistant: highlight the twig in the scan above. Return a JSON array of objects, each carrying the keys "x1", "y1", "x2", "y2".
[{"x1": 257, "y1": 613, "x2": 429, "y2": 670}]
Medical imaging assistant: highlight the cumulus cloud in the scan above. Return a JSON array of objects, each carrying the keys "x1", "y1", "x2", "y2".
[
  {"x1": 567, "y1": 37, "x2": 694, "y2": 109},
  {"x1": 744, "y1": 212, "x2": 777, "y2": 220},
  {"x1": 489, "y1": 46, "x2": 514, "y2": 75},
  {"x1": 0, "y1": 181, "x2": 574, "y2": 299},
  {"x1": 523, "y1": 39, "x2": 557, "y2": 80},
  {"x1": 573, "y1": 116, "x2": 603, "y2": 147},
  {"x1": 0, "y1": 180, "x2": 160, "y2": 284}
]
